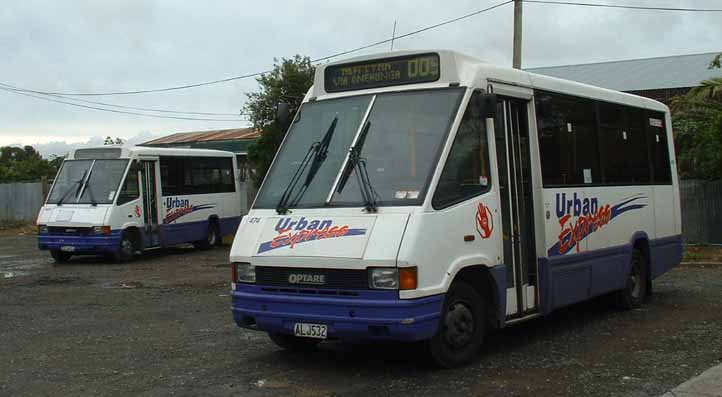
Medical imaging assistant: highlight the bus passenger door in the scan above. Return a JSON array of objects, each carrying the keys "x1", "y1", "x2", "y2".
[
  {"x1": 140, "y1": 159, "x2": 161, "y2": 248},
  {"x1": 495, "y1": 96, "x2": 539, "y2": 318}
]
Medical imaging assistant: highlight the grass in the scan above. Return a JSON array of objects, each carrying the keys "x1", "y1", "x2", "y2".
[
  {"x1": 683, "y1": 245, "x2": 722, "y2": 263},
  {"x1": 0, "y1": 219, "x2": 36, "y2": 235}
]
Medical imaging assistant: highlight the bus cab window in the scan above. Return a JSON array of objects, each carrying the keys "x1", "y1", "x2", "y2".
[
  {"x1": 117, "y1": 162, "x2": 140, "y2": 205},
  {"x1": 432, "y1": 92, "x2": 491, "y2": 209}
]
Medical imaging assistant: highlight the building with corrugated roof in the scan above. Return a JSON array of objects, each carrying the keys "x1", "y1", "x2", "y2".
[
  {"x1": 527, "y1": 52, "x2": 720, "y2": 103},
  {"x1": 141, "y1": 127, "x2": 260, "y2": 181}
]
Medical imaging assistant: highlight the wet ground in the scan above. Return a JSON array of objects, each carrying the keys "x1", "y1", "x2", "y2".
[{"x1": 1, "y1": 234, "x2": 721, "y2": 396}]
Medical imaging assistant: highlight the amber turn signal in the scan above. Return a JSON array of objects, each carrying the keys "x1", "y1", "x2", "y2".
[{"x1": 399, "y1": 267, "x2": 418, "y2": 290}]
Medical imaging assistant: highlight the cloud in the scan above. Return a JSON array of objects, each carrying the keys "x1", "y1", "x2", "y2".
[
  {"x1": 0, "y1": 0, "x2": 719, "y2": 144},
  {"x1": 7, "y1": 131, "x2": 160, "y2": 158}
]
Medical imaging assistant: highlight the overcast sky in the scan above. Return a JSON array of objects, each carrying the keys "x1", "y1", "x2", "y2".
[{"x1": 0, "y1": 0, "x2": 719, "y2": 156}]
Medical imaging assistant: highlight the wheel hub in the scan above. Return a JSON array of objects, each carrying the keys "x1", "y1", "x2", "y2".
[
  {"x1": 121, "y1": 239, "x2": 133, "y2": 255},
  {"x1": 444, "y1": 302, "x2": 475, "y2": 349},
  {"x1": 630, "y1": 263, "x2": 641, "y2": 298}
]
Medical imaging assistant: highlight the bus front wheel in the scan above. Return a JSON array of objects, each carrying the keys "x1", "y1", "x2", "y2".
[
  {"x1": 429, "y1": 281, "x2": 486, "y2": 368},
  {"x1": 113, "y1": 233, "x2": 136, "y2": 262}
]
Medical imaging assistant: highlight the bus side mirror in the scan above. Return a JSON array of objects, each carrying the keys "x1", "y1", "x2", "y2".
[
  {"x1": 277, "y1": 102, "x2": 291, "y2": 125},
  {"x1": 476, "y1": 93, "x2": 497, "y2": 119}
]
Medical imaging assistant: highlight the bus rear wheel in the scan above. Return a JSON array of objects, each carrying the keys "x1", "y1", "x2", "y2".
[
  {"x1": 268, "y1": 332, "x2": 321, "y2": 352},
  {"x1": 616, "y1": 248, "x2": 648, "y2": 309},
  {"x1": 429, "y1": 281, "x2": 486, "y2": 368},
  {"x1": 50, "y1": 250, "x2": 72, "y2": 263},
  {"x1": 194, "y1": 222, "x2": 219, "y2": 250}
]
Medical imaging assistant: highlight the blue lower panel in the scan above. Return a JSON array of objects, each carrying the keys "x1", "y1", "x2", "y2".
[
  {"x1": 162, "y1": 220, "x2": 208, "y2": 246},
  {"x1": 37, "y1": 231, "x2": 122, "y2": 254},
  {"x1": 220, "y1": 216, "x2": 242, "y2": 236},
  {"x1": 162, "y1": 216, "x2": 242, "y2": 246},
  {"x1": 231, "y1": 285, "x2": 444, "y2": 341},
  {"x1": 539, "y1": 234, "x2": 682, "y2": 313},
  {"x1": 650, "y1": 234, "x2": 683, "y2": 279}
]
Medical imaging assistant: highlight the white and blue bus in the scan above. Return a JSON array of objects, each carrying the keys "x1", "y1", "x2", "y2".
[
  {"x1": 229, "y1": 50, "x2": 681, "y2": 367},
  {"x1": 37, "y1": 146, "x2": 242, "y2": 262}
]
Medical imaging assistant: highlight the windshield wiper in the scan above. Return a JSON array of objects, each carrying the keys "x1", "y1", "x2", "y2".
[
  {"x1": 336, "y1": 120, "x2": 379, "y2": 212},
  {"x1": 82, "y1": 169, "x2": 98, "y2": 206},
  {"x1": 57, "y1": 170, "x2": 88, "y2": 206},
  {"x1": 275, "y1": 116, "x2": 338, "y2": 214}
]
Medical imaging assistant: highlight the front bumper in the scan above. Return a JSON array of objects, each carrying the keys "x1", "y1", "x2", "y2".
[
  {"x1": 231, "y1": 284, "x2": 444, "y2": 341},
  {"x1": 37, "y1": 231, "x2": 122, "y2": 254}
]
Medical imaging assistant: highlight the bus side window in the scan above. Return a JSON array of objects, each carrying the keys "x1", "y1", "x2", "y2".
[
  {"x1": 648, "y1": 112, "x2": 672, "y2": 184},
  {"x1": 432, "y1": 92, "x2": 491, "y2": 209},
  {"x1": 117, "y1": 161, "x2": 140, "y2": 205}
]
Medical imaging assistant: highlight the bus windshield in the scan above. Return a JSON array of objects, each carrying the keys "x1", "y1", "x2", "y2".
[
  {"x1": 47, "y1": 159, "x2": 129, "y2": 205},
  {"x1": 254, "y1": 88, "x2": 464, "y2": 209}
]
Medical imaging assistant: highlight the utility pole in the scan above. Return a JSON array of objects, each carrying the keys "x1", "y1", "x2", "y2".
[{"x1": 513, "y1": 0, "x2": 523, "y2": 69}]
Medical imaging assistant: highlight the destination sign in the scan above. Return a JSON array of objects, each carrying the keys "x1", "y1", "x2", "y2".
[{"x1": 324, "y1": 53, "x2": 440, "y2": 93}]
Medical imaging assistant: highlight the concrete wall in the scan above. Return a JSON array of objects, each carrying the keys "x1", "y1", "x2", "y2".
[
  {"x1": 680, "y1": 180, "x2": 722, "y2": 244},
  {"x1": 0, "y1": 182, "x2": 44, "y2": 223}
]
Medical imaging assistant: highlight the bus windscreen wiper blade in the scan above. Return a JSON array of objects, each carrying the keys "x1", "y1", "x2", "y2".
[
  {"x1": 275, "y1": 116, "x2": 338, "y2": 214},
  {"x1": 57, "y1": 170, "x2": 88, "y2": 206},
  {"x1": 83, "y1": 170, "x2": 98, "y2": 206},
  {"x1": 336, "y1": 120, "x2": 379, "y2": 212}
]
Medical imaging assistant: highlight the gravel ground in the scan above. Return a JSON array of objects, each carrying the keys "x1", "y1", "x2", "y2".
[{"x1": 1, "y1": 234, "x2": 721, "y2": 396}]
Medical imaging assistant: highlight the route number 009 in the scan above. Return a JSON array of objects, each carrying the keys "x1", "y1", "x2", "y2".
[{"x1": 408, "y1": 57, "x2": 439, "y2": 79}]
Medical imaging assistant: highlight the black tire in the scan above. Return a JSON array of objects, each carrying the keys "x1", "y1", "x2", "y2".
[
  {"x1": 429, "y1": 281, "x2": 487, "y2": 368},
  {"x1": 193, "y1": 222, "x2": 219, "y2": 250},
  {"x1": 616, "y1": 248, "x2": 648, "y2": 310},
  {"x1": 50, "y1": 250, "x2": 72, "y2": 263},
  {"x1": 112, "y1": 233, "x2": 135, "y2": 262},
  {"x1": 268, "y1": 332, "x2": 321, "y2": 352}
]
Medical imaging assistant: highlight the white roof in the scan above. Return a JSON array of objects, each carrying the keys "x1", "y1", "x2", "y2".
[
  {"x1": 67, "y1": 145, "x2": 235, "y2": 160},
  {"x1": 312, "y1": 49, "x2": 668, "y2": 113}
]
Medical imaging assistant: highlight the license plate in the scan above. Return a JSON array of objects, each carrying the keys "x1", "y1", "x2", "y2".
[
  {"x1": 293, "y1": 323, "x2": 327, "y2": 339},
  {"x1": 60, "y1": 246, "x2": 75, "y2": 252}
]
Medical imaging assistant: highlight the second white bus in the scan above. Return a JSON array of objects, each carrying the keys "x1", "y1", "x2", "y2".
[
  {"x1": 229, "y1": 50, "x2": 682, "y2": 367},
  {"x1": 38, "y1": 146, "x2": 243, "y2": 262}
]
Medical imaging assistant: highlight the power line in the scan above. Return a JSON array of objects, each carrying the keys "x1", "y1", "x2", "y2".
[
  {"x1": 310, "y1": 0, "x2": 514, "y2": 63},
  {"x1": 522, "y1": 0, "x2": 722, "y2": 12},
  {"x1": 0, "y1": 82, "x2": 242, "y2": 116},
  {"x1": 0, "y1": 86, "x2": 247, "y2": 122},
  {"x1": 2, "y1": 0, "x2": 513, "y2": 97}
]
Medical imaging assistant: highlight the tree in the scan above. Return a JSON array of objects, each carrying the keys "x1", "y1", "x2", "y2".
[
  {"x1": 244, "y1": 55, "x2": 315, "y2": 187},
  {"x1": 670, "y1": 53, "x2": 722, "y2": 180},
  {"x1": 710, "y1": 53, "x2": 721, "y2": 69},
  {"x1": 0, "y1": 146, "x2": 58, "y2": 183}
]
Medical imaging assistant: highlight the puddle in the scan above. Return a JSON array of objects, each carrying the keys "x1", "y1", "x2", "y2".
[
  {"x1": 0, "y1": 254, "x2": 49, "y2": 279},
  {"x1": 2, "y1": 270, "x2": 30, "y2": 278}
]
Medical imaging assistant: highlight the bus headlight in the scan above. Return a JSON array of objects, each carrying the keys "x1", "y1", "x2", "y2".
[
  {"x1": 369, "y1": 268, "x2": 399, "y2": 290},
  {"x1": 37, "y1": 225, "x2": 48, "y2": 234},
  {"x1": 233, "y1": 262, "x2": 256, "y2": 284},
  {"x1": 369, "y1": 267, "x2": 417, "y2": 290}
]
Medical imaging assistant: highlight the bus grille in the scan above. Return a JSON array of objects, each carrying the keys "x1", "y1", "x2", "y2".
[
  {"x1": 47, "y1": 226, "x2": 93, "y2": 235},
  {"x1": 255, "y1": 266, "x2": 369, "y2": 290}
]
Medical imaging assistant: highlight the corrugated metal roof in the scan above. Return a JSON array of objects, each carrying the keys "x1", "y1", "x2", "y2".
[
  {"x1": 526, "y1": 52, "x2": 721, "y2": 92},
  {"x1": 142, "y1": 128, "x2": 260, "y2": 145}
]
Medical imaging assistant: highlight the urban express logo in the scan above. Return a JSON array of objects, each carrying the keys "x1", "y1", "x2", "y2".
[
  {"x1": 548, "y1": 192, "x2": 647, "y2": 256},
  {"x1": 257, "y1": 217, "x2": 367, "y2": 254},
  {"x1": 163, "y1": 197, "x2": 214, "y2": 224}
]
